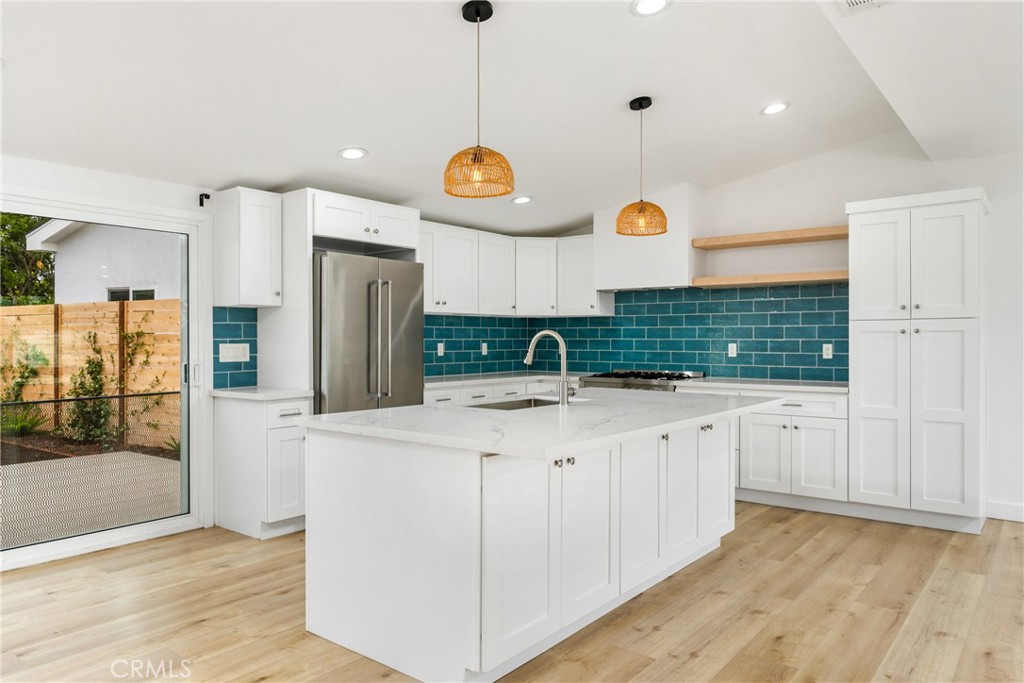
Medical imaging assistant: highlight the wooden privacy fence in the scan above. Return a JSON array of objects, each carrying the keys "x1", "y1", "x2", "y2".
[{"x1": 0, "y1": 299, "x2": 181, "y2": 448}]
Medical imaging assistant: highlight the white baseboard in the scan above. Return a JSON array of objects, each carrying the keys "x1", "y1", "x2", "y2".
[
  {"x1": 736, "y1": 489, "x2": 986, "y2": 534},
  {"x1": 986, "y1": 499, "x2": 1024, "y2": 523}
]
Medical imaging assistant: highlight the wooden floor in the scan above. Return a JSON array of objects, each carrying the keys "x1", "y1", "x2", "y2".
[{"x1": 2, "y1": 503, "x2": 1021, "y2": 683}]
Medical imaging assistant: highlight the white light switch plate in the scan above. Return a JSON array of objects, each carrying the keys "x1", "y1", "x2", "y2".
[
  {"x1": 727, "y1": 343, "x2": 737, "y2": 358},
  {"x1": 822, "y1": 343, "x2": 833, "y2": 360},
  {"x1": 481, "y1": 342, "x2": 488, "y2": 355},
  {"x1": 219, "y1": 343, "x2": 250, "y2": 362},
  {"x1": 437, "y1": 342, "x2": 445, "y2": 357}
]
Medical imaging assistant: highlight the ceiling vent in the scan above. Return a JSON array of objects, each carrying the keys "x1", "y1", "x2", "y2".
[{"x1": 836, "y1": 0, "x2": 890, "y2": 16}]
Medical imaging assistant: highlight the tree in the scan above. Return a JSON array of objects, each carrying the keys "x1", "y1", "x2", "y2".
[{"x1": 1, "y1": 213, "x2": 55, "y2": 305}]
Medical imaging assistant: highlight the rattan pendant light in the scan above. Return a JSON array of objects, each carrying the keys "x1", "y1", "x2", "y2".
[
  {"x1": 444, "y1": 1, "x2": 515, "y2": 198},
  {"x1": 616, "y1": 96, "x2": 667, "y2": 236}
]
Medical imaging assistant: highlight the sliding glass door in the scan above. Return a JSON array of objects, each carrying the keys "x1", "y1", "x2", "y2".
[{"x1": 0, "y1": 214, "x2": 189, "y2": 549}]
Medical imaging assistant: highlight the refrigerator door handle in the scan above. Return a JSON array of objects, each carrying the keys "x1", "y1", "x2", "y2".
[
  {"x1": 384, "y1": 279, "x2": 393, "y2": 398},
  {"x1": 370, "y1": 279, "x2": 384, "y2": 399}
]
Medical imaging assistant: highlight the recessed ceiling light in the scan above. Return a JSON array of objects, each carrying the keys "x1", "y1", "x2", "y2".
[
  {"x1": 630, "y1": 0, "x2": 668, "y2": 16},
  {"x1": 759, "y1": 102, "x2": 789, "y2": 116},
  {"x1": 337, "y1": 147, "x2": 368, "y2": 160},
  {"x1": 511, "y1": 196, "x2": 532, "y2": 205}
]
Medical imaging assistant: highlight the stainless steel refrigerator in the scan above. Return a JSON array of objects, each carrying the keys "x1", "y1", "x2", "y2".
[{"x1": 313, "y1": 251, "x2": 424, "y2": 414}]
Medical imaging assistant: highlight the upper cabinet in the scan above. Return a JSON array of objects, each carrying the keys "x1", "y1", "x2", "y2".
[
  {"x1": 556, "y1": 236, "x2": 613, "y2": 316},
  {"x1": 515, "y1": 238, "x2": 558, "y2": 316},
  {"x1": 847, "y1": 189, "x2": 985, "y2": 321},
  {"x1": 592, "y1": 183, "x2": 703, "y2": 291},
  {"x1": 419, "y1": 221, "x2": 478, "y2": 315},
  {"x1": 479, "y1": 232, "x2": 517, "y2": 316},
  {"x1": 312, "y1": 189, "x2": 419, "y2": 250},
  {"x1": 214, "y1": 187, "x2": 283, "y2": 307}
]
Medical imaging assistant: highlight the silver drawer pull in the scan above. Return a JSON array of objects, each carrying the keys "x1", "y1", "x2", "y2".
[
  {"x1": 504, "y1": 391, "x2": 519, "y2": 395},
  {"x1": 782, "y1": 403, "x2": 803, "y2": 407},
  {"x1": 278, "y1": 409, "x2": 303, "y2": 417},
  {"x1": 471, "y1": 394, "x2": 487, "y2": 399},
  {"x1": 436, "y1": 397, "x2": 452, "y2": 402}
]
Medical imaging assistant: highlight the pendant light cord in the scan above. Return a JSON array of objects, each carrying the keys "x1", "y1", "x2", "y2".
[
  {"x1": 476, "y1": 18, "x2": 481, "y2": 148},
  {"x1": 639, "y1": 109, "x2": 644, "y2": 202}
]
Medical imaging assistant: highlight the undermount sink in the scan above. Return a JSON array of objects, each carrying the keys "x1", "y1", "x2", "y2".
[{"x1": 472, "y1": 396, "x2": 591, "y2": 411}]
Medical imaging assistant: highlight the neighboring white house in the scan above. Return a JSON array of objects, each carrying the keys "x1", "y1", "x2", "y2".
[{"x1": 27, "y1": 220, "x2": 182, "y2": 304}]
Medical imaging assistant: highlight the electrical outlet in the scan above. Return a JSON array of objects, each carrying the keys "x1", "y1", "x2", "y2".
[
  {"x1": 218, "y1": 343, "x2": 250, "y2": 362},
  {"x1": 728, "y1": 343, "x2": 738, "y2": 358},
  {"x1": 481, "y1": 342, "x2": 488, "y2": 356},
  {"x1": 822, "y1": 343, "x2": 833, "y2": 360},
  {"x1": 437, "y1": 342, "x2": 445, "y2": 357}
]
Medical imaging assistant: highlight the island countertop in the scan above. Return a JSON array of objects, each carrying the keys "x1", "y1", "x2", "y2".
[{"x1": 301, "y1": 387, "x2": 784, "y2": 459}]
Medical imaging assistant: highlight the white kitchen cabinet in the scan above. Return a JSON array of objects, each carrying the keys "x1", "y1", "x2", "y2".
[
  {"x1": 420, "y1": 221, "x2": 478, "y2": 314},
  {"x1": 560, "y1": 448, "x2": 620, "y2": 625},
  {"x1": 459, "y1": 386, "x2": 493, "y2": 403},
  {"x1": 848, "y1": 192, "x2": 983, "y2": 321},
  {"x1": 849, "y1": 318, "x2": 981, "y2": 516},
  {"x1": 312, "y1": 189, "x2": 418, "y2": 249},
  {"x1": 620, "y1": 420, "x2": 731, "y2": 592},
  {"x1": 556, "y1": 236, "x2": 614, "y2": 316},
  {"x1": 479, "y1": 232, "x2": 518, "y2": 316},
  {"x1": 481, "y1": 456, "x2": 561, "y2": 671},
  {"x1": 213, "y1": 187, "x2": 282, "y2": 307},
  {"x1": 740, "y1": 412, "x2": 848, "y2": 502},
  {"x1": 214, "y1": 393, "x2": 312, "y2": 539},
  {"x1": 515, "y1": 238, "x2": 558, "y2": 316}
]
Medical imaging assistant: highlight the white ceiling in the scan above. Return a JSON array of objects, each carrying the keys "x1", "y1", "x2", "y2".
[{"x1": 0, "y1": 2, "x2": 1017, "y2": 235}]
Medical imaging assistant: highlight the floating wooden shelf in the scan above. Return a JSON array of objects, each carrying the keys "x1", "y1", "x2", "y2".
[
  {"x1": 691, "y1": 270, "x2": 849, "y2": 288},
  {"x1": 691, "y1": 225, "x2": 848, "y2": 251}
]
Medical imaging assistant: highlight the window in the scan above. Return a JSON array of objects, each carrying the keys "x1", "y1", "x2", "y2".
[
  {"x1": 107, "y1": 288, "x2": 155, "y2": 301},
  {"x1": 108, "y1": 288, "x2": 130, "y2": 302},
  {"x1": 132, "y1": 289, "x2": 155, "y2": 301}
]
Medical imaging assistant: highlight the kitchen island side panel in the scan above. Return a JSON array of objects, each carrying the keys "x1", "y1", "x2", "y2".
[{"x1": 305, "y1": 431, "x2": 483, "y2": 682}]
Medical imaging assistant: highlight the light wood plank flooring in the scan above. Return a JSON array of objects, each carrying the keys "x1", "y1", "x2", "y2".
[{"x1": 2, "y1": 503, "x2": 1021, "y2": 683}]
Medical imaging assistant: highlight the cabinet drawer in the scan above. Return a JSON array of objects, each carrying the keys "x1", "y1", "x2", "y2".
[
  {"x1": 267, "y1": 400, "x2": 311, "y2": 429},
  {"x1": 460, "y1": 386, "x2": 494, "y2": 403},
  {"x1": 527, "y1": 381, "x2": 555, "y2": 395},
  {"x1": 492, "y1": 382, "x2": 528, "y2": 399},
  {"x1": 745, "y1": 391, "x2": 848, "y2": 419},
  {"x1": 424, "y1": 389, "x2": 461, "y2": 405}
]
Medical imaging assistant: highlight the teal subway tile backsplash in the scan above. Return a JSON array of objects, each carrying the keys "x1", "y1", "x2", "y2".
[
  {"x1": 213, "y1": 307, "x2": 258, "y2": 389},
  {"x1": 424, "y1": 315, "x2": 531, "y2": 376},
  {"x1": 520, "y1": 284, "x2": 849, "y2": 381}
]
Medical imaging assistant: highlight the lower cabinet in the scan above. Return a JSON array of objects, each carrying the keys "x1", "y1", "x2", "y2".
[
  {"x1": 620, "y1": 420, "x2": 733, "y2": 593},
  {"x1": 480, "y1": 447, "x2": 619, "y2": 670},
  {"x1": 214, "y1": 396, "x2": 311, "y2": 539},
  {"x1": 739, "y1": 413, "x2": 848, "y2": 502}
]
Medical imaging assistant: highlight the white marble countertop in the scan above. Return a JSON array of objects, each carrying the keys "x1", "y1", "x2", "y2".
[
  {"x1": 210, "y1": 387, "x2": 313, "y2": 402},
  {"x1": 302, "y1": 387, "x2": 784, "y2": 460},
  {"x1": 684, "y1": 378, "x2": 848, "y2": 394}
]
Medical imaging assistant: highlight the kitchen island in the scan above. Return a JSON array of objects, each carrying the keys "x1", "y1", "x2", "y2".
[{"x1": 301, "y1": 388, "x2": 784, "y2": 682}]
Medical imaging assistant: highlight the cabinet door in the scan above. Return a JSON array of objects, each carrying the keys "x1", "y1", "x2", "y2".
[
  {"x1": 738, "y1": 414, "x2": 792, "y2": 493},
  {"x1": 237, "y1": 189, "x2": 282, "y2": 307},
  {"x1": 664, "y1": 427, "x2": 700, "y2": 564},
  {"x1": 515, "y1": 239, "x2": 557, "y2": 316},
  {"x1": 481, "y1": 456, "x2": 561, "y2": 671},
  {"x1": 620, "y1": 436, "x2": 667, "y2": 591},
  {"x1": 848, "y1": 209, "x2": 911, "y2": 320},
  {"x1": 371, "y1": 203, "x2": 419, "y2": 249},
  {"x1": 910, "y1": 319, "x2": 981, "y2": 516},
  {"x1": 417, "y1": 228, "x2": 438, "y2": 313},
  {"x1": 266, "y1": 426, "x2": 306, "y2": 523},
  {"x1": 479, "y1": 232, "x2": 517, "y2": 316},
  {"x1": 561, "y1": 448, "x2": 620, "y2": 625},
  {"x1": 849, "y1": 321, "x2": 911, "y2": 508},
  {"x1": 910, "y1": 202, "x2": 980, "y2": 319},
  {"x1": 433, "y1": 225, "x2": 479, "y2": 314},
  {"x1": 556, "y1": 236, "x2": 597, "y2": 316},
  {"x1": 312, "y1": 192, "x2": 372, "y2": 241},
  {"x1": 698, "y1": 420, "x2": 733, "y2": 540},
  {"x1": 791, "y1": 417, "x2": 848, "y2": 502}
]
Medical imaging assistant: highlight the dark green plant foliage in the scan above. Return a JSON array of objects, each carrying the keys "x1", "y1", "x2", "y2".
[
  {"x1": 1, "y1": 213, "x2": 55, "y2": 306},
  {"x1": 1, "y1": 330, "x2": 50, "y2": 403},
  {"x1": 59, "y1": 331, "x2": 120, "y2": 446},
  {"x1": 0, "y1": 404, "x2": 46, "y2": 436}
]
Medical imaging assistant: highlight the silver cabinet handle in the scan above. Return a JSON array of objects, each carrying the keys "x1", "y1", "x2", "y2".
[
  {"x1": 590, "y1": 304, "x2": 595, "y2": 309},
  {"x1": 274, "y1": 291, "x2": 281, "y2": 296},
  {"x1": 900, "y1": 304, "x2": 906, "y2": 310},
  {"x1": 782, "y1": 424, "x2": 788, "y2": 430},
  {"x1": 442, "y1": 301, "x2": 447, "y2": 306},
  {"x1": 364, "y1": 227, "x2": 371, "y2": 232},
  {"x1": 914, "y1": 328, "x2": 920, "y2": 334},
  {"x1": 554, "y1": 459, "x2": 563, "y2": 468},
  {"x1": 471, "y1": 394, "x2": 486, "y2": 399},
  {"x1": 793, "y1": 425, "x2": 800, "y2": 430},
  {"x1": 567, "y1": 457, "x2": 576, "y2": 466},
  {"x1": 550, "y1": 305, "x2": 555, "y2": 309},
  {"x1": 373, "y1": 228, "x2": 380, "y2": 234},
  {"x1": 914, "y1": 304, "x2": 920, "y2": 309},
  {"x1": 661, "y1": 433, "x2": 669, "y2": 440},
  {"x1": 504, "y1": 391, "x2": 519, "y2": 396},
  {"x1": 278, "y1": 409, "x2": 302, "y2": 417},
  {"x1": 436, "y1": 397, "x2": 452, "y2": 402},
  {"x1": 782, "y1": 403, "x2": 803, "y2": 407},
  {"x1": 511, "y1": 305, "x2": 516, "y2": 309},
  {"x1": 900, "y1": 329, "x2": 906, "y2": 334}
]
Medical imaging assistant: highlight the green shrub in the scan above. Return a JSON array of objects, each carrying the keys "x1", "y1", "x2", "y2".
[{"x1": 0, "y1": 403, "x2": 46, "y2": 436}]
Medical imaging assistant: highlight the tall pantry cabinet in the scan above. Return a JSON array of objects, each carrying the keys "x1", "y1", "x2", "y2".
[{"x1": 847, "y1": 188, "x2": 986, "y2": 518}]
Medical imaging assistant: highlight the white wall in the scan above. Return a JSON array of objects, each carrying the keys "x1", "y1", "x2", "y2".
[
  {"x1": 52, "y1": 224, "x2": 183, "y2": 304},
  {"x1": 699, "y1": 129, "x2": 1024, "y2": 520}
]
